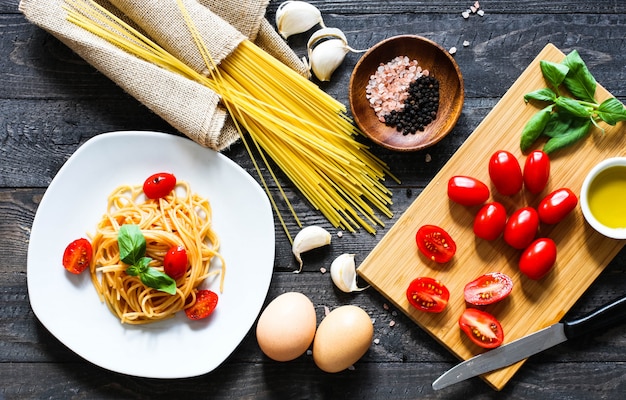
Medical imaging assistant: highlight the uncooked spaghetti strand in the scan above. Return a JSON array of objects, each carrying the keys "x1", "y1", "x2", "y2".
[
  {"x1": 66, "y1": 0, "x2": 396, "y2": 234},
  {"x1": 248, "y1": 124, "x2": 386, "y2": 230}
]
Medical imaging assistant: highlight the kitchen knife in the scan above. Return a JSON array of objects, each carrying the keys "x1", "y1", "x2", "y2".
[{"x1": 432, "y1": 294, "x2": 626, "y2": 390}]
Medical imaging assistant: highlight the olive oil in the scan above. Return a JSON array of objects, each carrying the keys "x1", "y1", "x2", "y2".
[{"x1": 588, "y1": 165, "x2": 626, "y2": 228}]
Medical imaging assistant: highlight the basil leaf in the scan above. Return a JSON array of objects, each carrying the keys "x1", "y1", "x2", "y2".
[
  {"x1": 524, "y1": 88, "x2": 557, "y2": 103},
  {"x1": 543, "y1": 113, "x2": 577, "y2": 138},
  {"x1": 596, "y1": 97, "x2": 626, "y2": 125},
  {"x1": 543, "y1": 118, "x2": 592, "y2": 154},
  {"x1": 118, "y1": 224, "x2": 146, "y2": 265},
  {"x1": 562, "y1": 50, "x2": 597, "y2": 103},
  {"x1": 520, "y1": 105, "x2": 553, "y2": 152},
  {"x1": 540, "y1": 60, "x2": 569, "y2": 88},
  {"x1": 125, "y1": 256, "x2": 150, "y2": 276},
  {"x1": 140, "y1": 267, "x2": 177, "y2": 295},
  {"x1": 125, "y1": 264, "x2": 140, "y2": 276},
  {"x1": 555, "y1": 96, "x2": 591, "y2": 118}
]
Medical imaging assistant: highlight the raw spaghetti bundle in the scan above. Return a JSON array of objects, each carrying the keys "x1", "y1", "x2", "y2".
[
  {"x1": 19, "y1": 0, "x2": 306, "y2": 149},
  {"x1": 90, "y1": 181, "x2": 224, "y2": 324},
  {"x1": 24, "y1": 0, "x2": 397, "y2": 236}
]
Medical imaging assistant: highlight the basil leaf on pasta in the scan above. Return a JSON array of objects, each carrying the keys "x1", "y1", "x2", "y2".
[{"x1": 118, "y1": 224, "x2": 146, "y2": 265}]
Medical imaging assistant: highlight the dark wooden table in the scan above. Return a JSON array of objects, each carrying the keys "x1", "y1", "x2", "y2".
[{"x1": 2, "y1": 1, "x2": 626, "y2": 398}]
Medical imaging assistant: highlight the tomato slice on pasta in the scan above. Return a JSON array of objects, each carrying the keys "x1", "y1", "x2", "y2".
[{"x1": 185, "y1": 290, "x2": 218, "y2": 320}]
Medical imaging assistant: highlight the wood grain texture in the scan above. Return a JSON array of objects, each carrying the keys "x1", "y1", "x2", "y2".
[
  {"x1": 2, "y1": 0, "x2": 626, "y2": 398},
  {"x1": 357, "y1": 43, "x2": 626, "y2": 390}
]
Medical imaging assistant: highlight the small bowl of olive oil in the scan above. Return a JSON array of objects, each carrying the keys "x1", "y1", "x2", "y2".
[{"x1": 581, "y1": 157, "x2": 626, "y2": 239}]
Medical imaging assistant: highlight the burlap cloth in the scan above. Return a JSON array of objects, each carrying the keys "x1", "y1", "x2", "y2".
[{"x1": 19, "y1": 0, "x2": 307, "y2": 150}]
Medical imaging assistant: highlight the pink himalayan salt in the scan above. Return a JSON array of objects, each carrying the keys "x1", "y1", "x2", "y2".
[{"x1": 365, "y1": 56, "x2": 429, "y2": 122}]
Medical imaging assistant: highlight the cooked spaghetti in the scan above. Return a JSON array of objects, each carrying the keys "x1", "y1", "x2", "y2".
[{"x1": 89, "y1": 181, "x2": 224, "y2": 324}]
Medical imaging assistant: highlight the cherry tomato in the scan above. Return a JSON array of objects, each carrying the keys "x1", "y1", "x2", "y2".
[
  {"x1": 538, "y1": 188, "x2": 578, "y2": 224},
  {"x1": 143, "y1": 172, "x2": 176, "y2": 199},
  {"x1": 523, "y1": 150, "x2": 550, "y2": 194},
  {"x1": 415, "y1": 225, "x2": 457, "y2": 263},
  {"x1": 185, "y1": 289, "x2": 218, "y2": 320},
  {"x1": 62, "y1": 238, "x2": 93, "y2": 274},
  {"x1": 164, "y1": 245, "x2": 188, "y2": 280},
  {"x1": 503, "y1": 207, "x2": 539, "y2": 249},
  {"x1": 464, "y1": 272, "x2": 513, "y2": 306},
  {"x1": 406, "y1": 277, "x2": 450, "y2": 313},
  {"x1": 489, "y1": 150, "x2": 523, "y2": 196},
  {"x1": 519, "y1": 238, "x2": 557, "y2": 280},
  {"x1": 473, "y1": 202, "x2": 507, "y2": 241},
  {"x1": 459, "y1": 308, "x2": 504, "y2": 349},
  {"x1": 447, "y1": 176, "x2": 490, "y2": 206}
]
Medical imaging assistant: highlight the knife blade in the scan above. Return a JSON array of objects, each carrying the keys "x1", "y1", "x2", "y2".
[{"x1": 432, "y1": 294, "x2": 626, "y2": 390}]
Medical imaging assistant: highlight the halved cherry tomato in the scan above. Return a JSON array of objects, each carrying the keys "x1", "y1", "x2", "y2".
[
  {"x1": 447, "y1": 176, "x2": 490, "y2": 206},
  {"x1": 489, "y1": 150, "x2": 523, "y2": 196},
  {"x1": 185, "y1": 289, "x2": 218, "y2": 320},
  {"x1": 459, "y1": 308, "x2": 504, "y2": 349},
  {"x1": 143, "y1": 172, "x2": 176, "y2": 199},
  {"x1": 503, "y1": 207, "x2": 539, "y2": 249},
  {"x1": 415, "y1": 225, "x2": 457, "y2": 263},
  {"x1": 164, "y1": 245, "x2": 188, "y2": 280},
  {"x1": 538, "y1": 188, "x2": 578, "y2": 224},
  {"x1": 473, "y1": 202, "x2": 507, "y2": 241},
  {"x1": 406, "y1": 277, "x2": 450, "y2": 313},
  {"x1": 519, "y1": 238, "x2": 557, "y2": 280},
  {"x1": 464, "y1": 272, "x2": 513, "y2": 306},
  {"x1": 523, "y1": 150, "x2": 550, "y2": 194},
  {"x1": 62, "y1": 238, "x2": 93, "y2": 274}
]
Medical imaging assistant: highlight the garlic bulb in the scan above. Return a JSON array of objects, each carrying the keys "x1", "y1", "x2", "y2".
[
  {"x1": 330, "y1": 253, "x2": 369, "y2": 293},
  {"x1": 292, "y1": 226, "x2": 331, "y2": 273},
  {"x1": 306, "y1": 28, "x2": 365, "y2": 82},
  {"x1": 276, "y1": 1, "x2": 325, "y2": 39}
]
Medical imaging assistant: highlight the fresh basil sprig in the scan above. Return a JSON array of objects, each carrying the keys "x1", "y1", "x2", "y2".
[
  {"x1": 118, "y1": 224, "x2": 176, "y2": 295},
  {"x1": 521, "y1": 50, "x2": 626, "y2": 154}
]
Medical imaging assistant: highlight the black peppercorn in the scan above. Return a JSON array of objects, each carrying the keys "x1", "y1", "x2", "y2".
[{"x1": 384, "y1": 75, "x2": 440, "y2": 135}]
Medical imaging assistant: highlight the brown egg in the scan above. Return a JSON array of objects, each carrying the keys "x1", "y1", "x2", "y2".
[
  {"x1": 255, "y1": 292, "x2": 317, "y2": 362},
  {"x1": 312, "y1": 305, "x2": 373, "y2": 373}
]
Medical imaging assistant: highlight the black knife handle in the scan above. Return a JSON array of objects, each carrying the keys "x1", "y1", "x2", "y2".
[{"x1": 563, "y1": 295, "x2": 626, "y2": 339}]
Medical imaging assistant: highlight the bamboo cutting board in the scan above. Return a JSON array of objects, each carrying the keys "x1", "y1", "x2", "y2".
[{"x1": 357, "y1": 44, "x2": 626, "y2": 390}]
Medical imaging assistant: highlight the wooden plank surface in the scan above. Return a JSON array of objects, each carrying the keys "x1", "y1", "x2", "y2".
[
  {"x1": 4, "y1": 0, "x2": 626, "y2": 398},
  {"x1": 357, "y1": 43, "x2": 626, "y2": 390}
]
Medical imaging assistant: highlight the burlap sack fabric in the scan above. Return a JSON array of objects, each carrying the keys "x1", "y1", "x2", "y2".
[{"x1": 19, "y1": 0, "x2": 307, "y2": 150}]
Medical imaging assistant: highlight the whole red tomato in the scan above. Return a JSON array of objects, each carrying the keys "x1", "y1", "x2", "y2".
[
  {"x1": 503, "y1": 207, "x2": 539, "y2": 249},
  {"x1": 447, "y1": 176, "x2": 490, "y2": 206},
  {"x1": 459, "y1": 308, "x2": 504, "y2": 349},
  {"x1": 519, "y1": 238, "x2": 557, "y2": 280},
  {"x1": 406, "y1": 277, "x2": 450, "y2": 313},
  {"x1": 62, "y1": 238, "x2": 93, "y2": 274},
  {"x1": 523, "y1": 150, "x2": 550, "y2": 194},
  {"x1": 164, "y1": 245, "x2": 188, "y2": 280},
  {"x1": 143, "y1": 172, "x2": 177, "y2": 199},
  {"x1": 415, "y1": 225, "x2": 456, "y2": 263},
  {"x1": 473, "y1": 202, "x2": 507, "y2": 241},
  {"x1": 538, "y1": 188, "x2": 578, "y2": 224},
  {"x1": 489, "y1": 150, "x2": 523, "y2": 196}
]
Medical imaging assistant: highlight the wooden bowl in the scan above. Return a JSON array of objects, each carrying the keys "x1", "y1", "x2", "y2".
[{"x1": 349, "y1": 35, "x2": 464, "y2": 151}]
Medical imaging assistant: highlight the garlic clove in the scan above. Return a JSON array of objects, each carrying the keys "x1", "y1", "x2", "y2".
[
  {"x1": 308, "y1": 39, "x2": 350, "y2": 82},
  {"x1": 306, "y1": 28, "x2": 367, "y2": 82},
  {"x1": 292, "y1": 225, "x2": 331, "y2": 273},
  {"x1": 330, "y1": 253, "x2": 369, "y2": 293},
  {"x1": 276, "y1": 1, "x2": 325, "y2": 39},
  {"x1": 307, "y1": 27, "x2": 349, "y2": 46}
]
